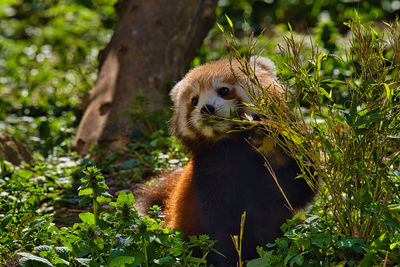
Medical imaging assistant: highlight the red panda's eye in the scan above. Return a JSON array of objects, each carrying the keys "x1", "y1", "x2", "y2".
[
  {"x1": 218, "y1": 87, "x2": 230, "y2": 96},
  {"x1": 191, "y1": 97, "x2": 198, "y2": 106}
]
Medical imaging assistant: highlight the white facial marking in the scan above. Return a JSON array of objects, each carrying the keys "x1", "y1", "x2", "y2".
[
  {"x1": 202, "y1": 126, "x2": 214, "y2": 137},
  {"x1": 178, "y1": 112, "x2": 196, "y2": 138},
  {"x1": 184, "y1": 79, "x2": 237, "y2": 138}
]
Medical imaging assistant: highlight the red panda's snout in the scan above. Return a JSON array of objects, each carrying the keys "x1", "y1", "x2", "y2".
[
  {"x1": 200, "y1": 104, "x2": 215, "y2": 115},
  {"x1": 193, "y1": 89, "x2": 241, "y2": 139}
]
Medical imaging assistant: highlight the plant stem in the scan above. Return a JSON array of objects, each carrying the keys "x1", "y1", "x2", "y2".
[
  {"x1": 93, "y1": 191, "x2": 98, "y2": 226},
  {"x1": 142, "y1": 236, "x2": 149, "y2": 267}
]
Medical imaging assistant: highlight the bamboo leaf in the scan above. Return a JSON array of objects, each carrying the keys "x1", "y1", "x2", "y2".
[
  {"x1": 216, "y1": 22, "x2": 224, "y2": 33},
  {"x1": 225, "y1": 14, "x2": 233, "y2": 28}
]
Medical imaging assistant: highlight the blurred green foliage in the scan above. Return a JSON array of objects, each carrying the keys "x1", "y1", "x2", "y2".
[
  {"x1": 217, "y1": 0, "x2": 400, "y2": 33},
  {"x1": 0, "y1": 0, "x2": 117, "y2": 107}
]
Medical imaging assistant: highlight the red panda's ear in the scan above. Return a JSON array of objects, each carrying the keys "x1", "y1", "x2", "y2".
[
  {"x1": 248, "y1": 55, "x2": 284, "y2": 94},
  {"x1": 249, "y1": 56, "x2": 277, "y2": 79},
  {"x1": 170, "y1": 80, "x2": 183, "y2": 104}
]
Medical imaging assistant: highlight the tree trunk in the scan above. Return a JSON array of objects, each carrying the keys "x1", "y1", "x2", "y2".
[{"x1": 73, "y1": 0, "x2": 217, "y2": 155}]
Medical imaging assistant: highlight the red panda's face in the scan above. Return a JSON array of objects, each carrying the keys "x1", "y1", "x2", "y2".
[
  {"x1": 173, "y1": 77, "x2": 249, "y2": 140},
  {"x1": 170, "y1": 57, "x2": 279, "y2": 145}
]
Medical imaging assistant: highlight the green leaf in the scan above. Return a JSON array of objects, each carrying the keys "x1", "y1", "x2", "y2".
[
  {"x1": 247, "y1": 251, "x2": 274, "y2": 267},
  {"x1": 321, "y1": 136, "x2": 341, "y2": 162},
  {"x1": 346, "y1": 100, "x2": 358, "y2": 127},
  {"x1": 311, "y1": 233, "x2": 331, "y2": 247},
  {"x1": 129, "y1": 250, "x2": 145, "y2": 265},
  {"x1": 108, "y1": 249, "x2": 142, "y2": 267},
  {"x1": 116, "y1": 191, "x2": 135, "y2": 206},
  {"x1": 96, "y1": 195, "x2": 111, "y2": 203},
  {"x1": 318, "y1": 86, "x2": 333, "y2": 102},
  {"x1": 17, "y1": 169, "x2": 34, "y2": 179},
  {"x1": 353, "y1": 109, "x2": 383, "y2": 127},
  {"x1": 388, "y1": 203, "x2": 400, "y2": 210},
  {"x1": 284, "y1": 245, "x2": 299, "y2": 265},
  {"x1": 18, "y1": 252, "x2": 53, "y2": 267},
  {"x1": 117, "y1": 191, "x2": 128, "y2": 202},
  {"x1": 94, "y1": 236, "x2": 105, "y2": 250},
  {"x1": 109, "y1": 256, "x2": 135, "y2": 267},
  {"x1": 390, "y1": 242, "x2": 400, "y2": 249},
  {"x1": 149, "y1": 234, "x2": 162, "y2": 244},
  {"x1": 317, "y1": 51, "x2": 327, "y2": 62},
  {"x1": 76, "y1": 258, "x2": 91, "y2": 266},
  {"x1": 89, "y1": 260, "x2": 100, "y2": 267},
  {"x1": 358, "y1": 252, "x2": 373, "y2": 267},
  {"x1": 79, "y1": 212, "x2": 95, "y2": 225},
  {"x1": 288, "y1": 22, "x2": 292, "y2": 32},
  {"x1": 225, "y1": 14, "x2": 233, "y2": 28},
  {"x1": 291, "y1": 254, "x2": 304, "y2": 265},
  {"x1": 0, "y1": 214, "x2": 13, "y2": 229},
  {"x1": 78, "y1": 187, "x2": 93, "y2": 196},
  {"x1": 384, "y1": 83, "x2": 392, "y2": 99},
  {"x1": 216, "y1": 22, "x2": 224, "y2": 33},
  {"x1": 277, "y1": 239, "x2": 288, "y2": 249},
  {"x1": 54, "y1": 257, "x2": 70, "y2": 265},
  {"x1": 55, "y1": 247, "x2": 70, "y2": 260},
  {"x1": 33, "y1": 245, "x2": 52, "y2": 253}
]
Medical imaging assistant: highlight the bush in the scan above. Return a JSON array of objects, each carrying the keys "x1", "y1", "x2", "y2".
[{"x1": 222, "y1": 15, "x2": 400, "y2": 265}]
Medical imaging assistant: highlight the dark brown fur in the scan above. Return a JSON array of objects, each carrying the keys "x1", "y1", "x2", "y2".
[{"x1": 138, "y1": 130, "x2": 314, "y2": 266}]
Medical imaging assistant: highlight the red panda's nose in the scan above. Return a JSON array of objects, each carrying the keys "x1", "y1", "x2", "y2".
[{"x1": 200, "y1": 104, "x2": 215, "y2": 115}]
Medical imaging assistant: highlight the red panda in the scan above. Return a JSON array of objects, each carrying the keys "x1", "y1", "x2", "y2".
[{"x1": 137, "y1": 56, "x2": 314, "y2": 266}]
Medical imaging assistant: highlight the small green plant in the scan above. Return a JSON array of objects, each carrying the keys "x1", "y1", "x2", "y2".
[
  {"x1": 78, "y1": 166, "x2": 112, "y2": 226},
  {"x1": 231, "y1": 212, "x2": 246, "y2": 267}
]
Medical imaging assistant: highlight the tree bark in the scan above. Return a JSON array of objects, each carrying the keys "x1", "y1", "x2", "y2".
[{"x1": 73, "y1": 0, "x2": 217, "y2": 155}]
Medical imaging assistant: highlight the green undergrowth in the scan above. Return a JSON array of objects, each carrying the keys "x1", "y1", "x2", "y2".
[
  {"x1": 1, "y1": 165, "x2": 215, "y2": 266},
  {"x1": 0, "y1": 96, "x2": 189, "y2": 265},
  {"x1": 0, "y1": 95, "x2": 190, "y2": 266},
  {"x1": 0, "y1": 123, "x2": 191, "y2": 265}
]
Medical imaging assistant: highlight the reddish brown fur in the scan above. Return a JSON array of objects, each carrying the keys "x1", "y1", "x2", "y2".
[
  {"x1": 164, "y1": 161, "x2": 203, "y2": 236},
  {"x1": 136, "y1": 162, "x2": 203, "y2": 236}
]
